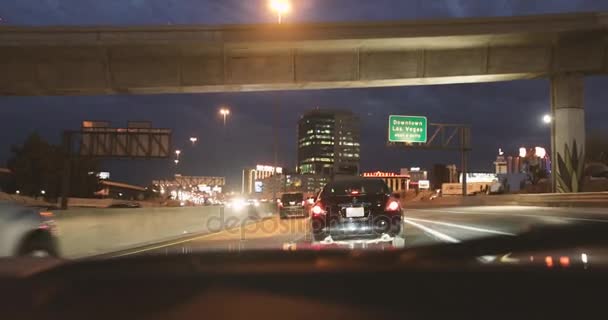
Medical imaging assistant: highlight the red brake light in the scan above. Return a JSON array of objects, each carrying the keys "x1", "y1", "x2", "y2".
[
  {"x1": 312, "y1": 204, "x2": 325, "y2": 216},
  {"x1": 386, "y1": 200, "x2": 400, "y2": 212},
  {"x1": 40, "y1": 211, "x2": 54, "y2": 218},
  {"x1": 350, "y1": 190, "x2": 360, "y2": 195}
]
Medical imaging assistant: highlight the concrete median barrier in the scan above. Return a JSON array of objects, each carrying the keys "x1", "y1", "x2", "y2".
[
  {"x1": 54, "y1": 204, "x2": 275, "y2": 259},
  {"x1": 404, "y1": 192, "x2": 608, "y2": 209}
]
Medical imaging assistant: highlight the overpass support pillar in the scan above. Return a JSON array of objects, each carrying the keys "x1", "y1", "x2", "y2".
[{"x1": 550, "y1": 73, "x2": 585, "y2": 193}]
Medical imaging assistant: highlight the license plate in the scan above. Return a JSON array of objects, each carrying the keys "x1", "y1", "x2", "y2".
[{"x1": 346, "y1": 207, "x2": 365, "y2": 218}]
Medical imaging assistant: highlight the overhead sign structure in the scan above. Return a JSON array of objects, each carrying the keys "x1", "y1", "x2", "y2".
[
  {"x1": 386, "y1": 121, "x2": 471, "y2": 198},
  {"x1": 388, "y1": 115, "x2": 428, "y2": 143},
  {"x1": 153, "y1": 176, "x2": 226, "y2": 188},
  {"x1": 79, "y1": 127, "x2": 171, "y2": 158}
]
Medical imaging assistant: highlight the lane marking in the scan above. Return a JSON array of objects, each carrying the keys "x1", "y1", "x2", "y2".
[
  {"x1": 405, "y1": 217, "x2": 516, "y2": 236},
  {"x1": 403, "y1": 219, "x2": 460, "y2": 243},
  {"x1": 111, "y1": 216, "x2": 276, "y2": 258},
  {"x1": 407, "y1": 208, "x2": 608, "y2": 224}
]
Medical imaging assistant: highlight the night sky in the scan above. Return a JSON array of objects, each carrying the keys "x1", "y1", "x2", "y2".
[{"x1": 1, "y1": 0, "x2": 608, "y2": 191}]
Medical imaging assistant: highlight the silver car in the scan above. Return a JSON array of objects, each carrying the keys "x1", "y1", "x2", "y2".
[{"x1": 0, "y1": 201, "x2": 59, "y2": 257}]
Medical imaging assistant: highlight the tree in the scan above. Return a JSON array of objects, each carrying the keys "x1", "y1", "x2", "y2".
[{"x1": 5, "y1": 133, "x2": 99, "y2": 199}]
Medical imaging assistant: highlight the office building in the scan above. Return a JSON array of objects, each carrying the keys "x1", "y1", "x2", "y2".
[{"x1": 297, "y1": 109, "x2": 360, "y2": 176}]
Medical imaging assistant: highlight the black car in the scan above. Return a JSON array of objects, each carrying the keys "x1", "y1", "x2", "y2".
[
  {"x1": 310, "y1": 178, "x2": 402, "y2": 241},
  {"x1": 279, "y1": 193, "x2": 307, "y2": 219}
]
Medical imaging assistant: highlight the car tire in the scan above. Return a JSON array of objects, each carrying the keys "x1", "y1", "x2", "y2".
[
  {"x1": 17, "y1": 231, "x2": 58, "y2": 258},
  {"x1": 388, "y1": 219, "x2": 403, "y2": 237},
  {"x1": 389, "y1": 224, "x2": 402, "y2": 237},
  {"x1": 312, "y1": 231, "x2": 328, "y2": 242}
]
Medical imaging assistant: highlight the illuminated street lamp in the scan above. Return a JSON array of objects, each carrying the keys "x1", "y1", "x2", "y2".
[
  {"x1": 174, "y1": 159, "x2": 180, "y2": 165},
  {"x1": 219, "y1": 108, "x2": 231, "y2": 126},
  {"x1": 175, "y1": 149, "x2": 181, "y2": 158},
  {"x1": 269, "y1": 0, "x2": 290, "y2": 24},
  {"x1": 40, "y1": 190, "x2": 46, "y2": 195},
  {"x1": 541, "y1": 112, "x2": 556, "y2": 191},
  {"x1": 189, "y1": 137, "x2": 198, "y2": 145}
]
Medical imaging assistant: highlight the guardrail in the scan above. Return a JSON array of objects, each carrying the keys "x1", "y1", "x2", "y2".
[
  {"x1": 511, "y1": 192, "x2": 608, "y2": 206},
  {"x1": 404, "y1": 192, "x2": 608, "y2": 208}
]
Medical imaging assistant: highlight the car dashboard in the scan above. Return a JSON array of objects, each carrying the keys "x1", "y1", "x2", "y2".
[{"x1": 2, "y1": 244, "x2": 608, "y2": 320}]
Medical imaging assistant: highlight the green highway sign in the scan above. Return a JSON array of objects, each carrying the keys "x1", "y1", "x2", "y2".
[{"x1": 388, "y1": 115, "x2": 428, "y2": 143}]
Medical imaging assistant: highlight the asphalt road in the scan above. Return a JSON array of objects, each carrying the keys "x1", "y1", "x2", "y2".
[{"x1": 111, "y1": 205, "x2": 608, "y2": 257}]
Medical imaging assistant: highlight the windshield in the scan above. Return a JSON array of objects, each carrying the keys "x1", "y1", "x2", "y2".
[
  {"x1": 1, "y1": 0, "x2": 608, "y2": 265},
  {"x1": 321, "y1": 180, "x2": 389, "y2": 197},
  {"x1": 281, "y1": 193, "x2": 304, "y2": 202}
]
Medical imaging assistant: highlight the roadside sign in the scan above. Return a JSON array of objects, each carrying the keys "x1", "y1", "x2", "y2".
[
  {"x1": 388, "y1": 115, "x2": 427, "y2": 143},
  {"x1": 418, "y1": 180, "x2": 431, "y2": 190}
]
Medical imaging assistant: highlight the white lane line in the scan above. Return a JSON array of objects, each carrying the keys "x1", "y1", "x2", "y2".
[
  {"x1": 405, "y1": 217, "x2": 516, "y2": 236},
  {"x1": 111, "y1": 231, "x2": 230, "y2": 258},
  {"x1": 111, "y1": 217, "x2": 275, "y2": 258},
  {"x1": 403, "y1": 219, "x2": 460, "y2": 243},
  {"x1": 407, "y1": 208, "x2": 608, "y2": 224}
]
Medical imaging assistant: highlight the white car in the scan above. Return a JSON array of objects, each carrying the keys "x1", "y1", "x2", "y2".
[{"x1": 0, "y1": 201, "x2": 59, "y2": 257}]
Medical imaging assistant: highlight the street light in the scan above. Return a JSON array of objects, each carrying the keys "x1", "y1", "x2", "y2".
[
  {"x1": 542, "y1": 114, "x2": 552, "y2": 124},
  {"x1": 219, "y1": 108, "x2": 231, "y2": 126},
  {"x1": 189, "y1": 137, "x2": 198, "y2": 145},
  {"x1": 175, "y1": 149, "x2": 181, "y2": 158},
  {"x1": 40, "y1": 190, "x2": 46, "y2": 195},
  {"x1": 269, "y1": 0, "x2": 290, "y2": 24},
  {"x1": 174, "y1": 159, "x2": 180, "y2": 165}
]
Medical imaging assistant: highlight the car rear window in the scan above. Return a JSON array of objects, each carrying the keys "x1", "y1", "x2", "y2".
[
  {"x1": 322, "y1": 180, "x2": 389, "y2": 196},
  {"x1": 281, "y1": 193, "x2": 304, "y2": 202}
]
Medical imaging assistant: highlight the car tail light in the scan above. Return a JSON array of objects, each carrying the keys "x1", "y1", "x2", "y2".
[
  {"x1": 386, "y1": 200, "x2": 400, "y2": 212},
  {"x1": 311, "y1": 204, "x2": 326, "y2": 216},
  {"x1": 39, "y1": 211, "x2": 54, "y2": 218}
]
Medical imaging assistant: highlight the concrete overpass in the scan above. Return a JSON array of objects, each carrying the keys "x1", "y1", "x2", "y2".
[{"x1": 1, "y1": 12, "x2": 607, "y2": 192}]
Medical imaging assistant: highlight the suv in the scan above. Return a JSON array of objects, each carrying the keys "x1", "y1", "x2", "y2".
[
  {"x1": 279, "y1": 193, "x2": 306, "y2": 219},
  {"x1": 310, "y1": 178, "x2": 401, "y2": 242}
]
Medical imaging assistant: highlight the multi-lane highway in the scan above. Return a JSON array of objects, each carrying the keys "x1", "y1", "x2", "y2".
[{"x1": 108, "y1": 205, "x2": 608, "y2": 257}]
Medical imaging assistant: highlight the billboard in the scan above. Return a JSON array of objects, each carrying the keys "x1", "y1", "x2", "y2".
[
  {"x1": 254, "y1": 181, "x2": 264, "y2": 193},
  {"x1": 418, "y1": 180, "x2": 431, "y2": 190}
]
